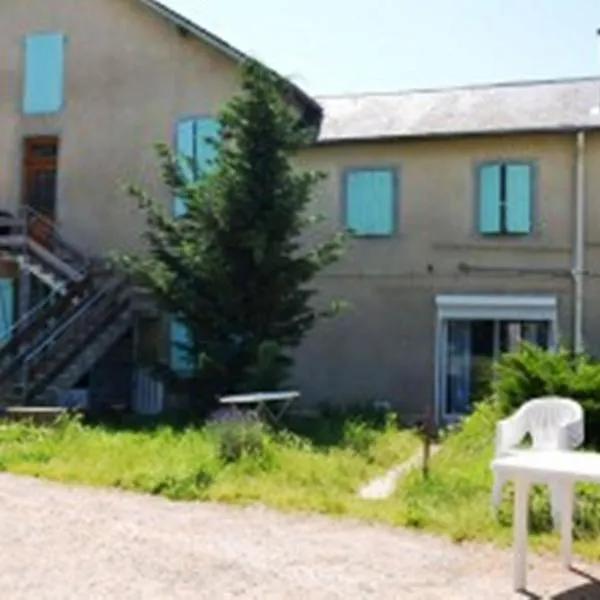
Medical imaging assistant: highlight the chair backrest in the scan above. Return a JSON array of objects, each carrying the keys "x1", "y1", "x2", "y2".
[{"x1": 520, "y1": 397, "x2": 584, "y2": 450}]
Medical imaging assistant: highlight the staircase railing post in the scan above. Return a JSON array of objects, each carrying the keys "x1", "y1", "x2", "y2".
[{"x1": 20, "y1": 359, "x2": 29, "y2": 405}]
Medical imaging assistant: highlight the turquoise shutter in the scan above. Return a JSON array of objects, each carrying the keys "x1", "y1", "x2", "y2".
[
  {"x1": 170, "y1": 320, "x2": 193, "y2": 374},
  {"x1": 171, "y1": 117, "x2": 219, "y2": 373},
  {"x1": 478, "y1": 165, "x2": 502, "y2": 234},
  {"x1": 0, "y1": 279, "x2": 14, "y2": 345},
  {"x1": 173, "y1": 118, "x2": 219, "y2": 216},
  {"x1": 171, "y1": 119, "x2": 195, "y2": 372},
  {"x1": 194, "y1": 119, "x2": 219, "y2": 171},
  {"x1": 23, "y1": 33, "x2": 66, "y2": 114},
  {"x1": 173, "y1": 120, "x2": 195, "y2": 217},
  {"x1": 345, "y1": 169, "x2": 394, "y2": 235},
  {"x1": 505, "y1": 164, "x2": 532, "y2": 233}
]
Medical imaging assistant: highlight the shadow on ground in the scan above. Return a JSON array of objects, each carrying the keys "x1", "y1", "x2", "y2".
[{"x1": 521, "y1": 568, "x2": 600, "y2": 599}]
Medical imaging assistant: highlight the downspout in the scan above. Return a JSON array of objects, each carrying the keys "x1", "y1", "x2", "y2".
[{"x1": 573, "y1": 130, "x2": 586, "y2": 354}]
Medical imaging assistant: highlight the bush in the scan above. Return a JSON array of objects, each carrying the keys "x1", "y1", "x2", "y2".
[
  {"x1": 207, "y1": 419, "x2": 273, "y2": 464},
  {"x1": 341, "y1": 420, "x2": 378, "y2": 454},
  {"x1": 494, "y1": 344, "x2": 600, "y2": 446},
  {"x1": 398, "y1": 399, "x2": 600, "y2": 546}
]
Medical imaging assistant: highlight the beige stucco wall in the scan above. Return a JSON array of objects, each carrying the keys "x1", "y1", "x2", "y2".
[
  {"x1": 298, "y1": 134, "x2": 577, "y2": 273},
  {"x1": 292, "y1": 133, "x2": 588, "y2": 418},
  {"x1": 0, "y1": 0, "x2": 240, "y2": 256},
  {"x1": 1, "y1": 0, "x2": 597, "y2": 417}
]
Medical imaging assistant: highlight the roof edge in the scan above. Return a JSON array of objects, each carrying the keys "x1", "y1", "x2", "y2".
[
  {"x1": 138, "y1": 0, "x2": 323, "y2": 131},
  {"x1": 316, "y1": 74, "x2": 600, "y2": 102},
  {"x1": 316, "y1": 124, "x2": 600, "y2": 146}
]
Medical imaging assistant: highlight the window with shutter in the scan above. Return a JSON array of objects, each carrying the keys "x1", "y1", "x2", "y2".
[
  {"x1": 343, "y1": 168, "x2": 396, "y2": 236},
  {"x1": 23, "y1": 33, "x2": 66, "y2": 115},
  {"x1": 477, "y1": 162, "x2": 533, "y2": 235},
  {"x1": 170, "y1": 117, "x2": 219, "y2": 374}
]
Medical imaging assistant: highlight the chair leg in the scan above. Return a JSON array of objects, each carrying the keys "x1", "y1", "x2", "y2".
[
  {"x1": 513, "y1": 476, "x2": 530, "y2": 591},
  {"x1": 560, "y1": 480, "x2": 574, "y2": 568},
  {"x1": 491, "y1": 473, "x2": 505, "y2": 509},
  {"x1": 549, "y1": 481, "x2": 564, "y2": 531}
]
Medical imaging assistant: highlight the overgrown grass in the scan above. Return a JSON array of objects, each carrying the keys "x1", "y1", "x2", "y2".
[
  {"x1": 5, "y1": 399, "x2": 600, "y2": 562},
  {"x1": 396, "y1": 401, "x2": 600, "y2": 561},
  {"x1": 0, "y1": 412, "x2": 419, "y2": 518}
]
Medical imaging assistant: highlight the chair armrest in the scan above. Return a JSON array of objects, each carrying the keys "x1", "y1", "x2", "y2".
[
  {"x1": 558, "y1": 417, "x2": 585, "y2": 450},
  {"x1": 495, "y1": 411, "x2": 527, "y2": 456}
]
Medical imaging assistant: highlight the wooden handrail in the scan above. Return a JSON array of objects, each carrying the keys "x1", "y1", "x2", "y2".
[{"x1": 18, "y1": 205, "x2": 90, "y2": 275}]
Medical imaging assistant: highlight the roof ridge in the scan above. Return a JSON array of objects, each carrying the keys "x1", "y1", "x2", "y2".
[{"x1": 316, "y1": 74, "x2": 600, "y2": 101}]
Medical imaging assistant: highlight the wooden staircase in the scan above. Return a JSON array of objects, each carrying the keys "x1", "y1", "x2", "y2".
[
  {"x1": 0, "y1": 206, "x2": 138, "y2": 408},
  {"x1": 0, "y1": 207, "x2": 89, "y2": 294}
]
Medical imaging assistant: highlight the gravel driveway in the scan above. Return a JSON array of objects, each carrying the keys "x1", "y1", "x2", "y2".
[{"x1": 1, "y1": 473, "x2": 599, "y2": 599}]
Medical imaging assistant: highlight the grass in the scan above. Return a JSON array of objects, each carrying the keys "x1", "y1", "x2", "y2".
[
  {"x1": 0, "y1": 412, "x2": 420, "y2": 519},
  {"x1": 3, "y1": 401, "x2": 600, "y2": 563},
  {"x1": 395, "y1": 401, "x2": 600, "y2": 562}
]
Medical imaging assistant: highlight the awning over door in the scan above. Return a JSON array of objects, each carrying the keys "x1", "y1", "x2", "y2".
[{"x1": 435, "y1": 294, "x2": 558, "y2": 322}]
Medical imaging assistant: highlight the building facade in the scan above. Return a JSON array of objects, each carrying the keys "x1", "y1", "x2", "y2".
[{"x1": 1, "y1": 0, "x2": 599, "y2": 421}]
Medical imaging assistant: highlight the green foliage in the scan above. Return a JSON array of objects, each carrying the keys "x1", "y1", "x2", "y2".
[
  {"x1": 494, "y1": 343, "x2": 600, "y2": 444},
  {"x1": 207, "y1": 419, "x2": 274, "y2": 466},
  {"x1": 397, "y1": 400, "x2": 600, "y2": 559},
  {"x1": 283, "y1": 402, "x2": 399, "y2": 450},
  {"x1": 121, "y1": 59, "x2": 346, "y2": 411},
  {"x1": 341, "y1": 420, "x2": 379, "y2": 454},
  {"x1": 0, "y1": 415, "x2": 419, "y2": 515},
  {"x1": 243, "y1": 340, "x2": 289, "y2": 391}
]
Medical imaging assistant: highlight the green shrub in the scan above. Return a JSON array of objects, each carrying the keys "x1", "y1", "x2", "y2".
[
  {"x1": 207, "y1": 419, "x2": 273, "y2": 464},
  {"x1": 341, "y1": 420, "x2": 378, "y2": 454},
  {"x1": 494, "y1": 344, "x2": 600, "y2": 445},
  {"x1": 317, "y1": 401, "x2": 397, "y2": 429},
  {"x1": 341, "y1": 412, "x2": 399, "y2": 457}
]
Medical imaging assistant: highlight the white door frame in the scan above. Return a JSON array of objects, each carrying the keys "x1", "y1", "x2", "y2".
[{"x1": 434, "y1": 294, "x2": 559, "y2": 424}]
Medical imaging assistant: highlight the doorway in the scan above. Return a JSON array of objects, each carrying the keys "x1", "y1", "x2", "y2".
[
  {"x1": 22, "y1": 136, "x2": 59, "y2": 246},
  {"x1": 435, "y1": 295, "x2": 558, "y2": 421},
  {"x1": 443, "y1": 319, "x2": 551, "y2": 416}
]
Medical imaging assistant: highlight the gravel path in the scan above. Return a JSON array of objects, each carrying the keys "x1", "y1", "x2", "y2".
[{"x1": 1, "y1": 473, "x2": 599, "y2": 599}]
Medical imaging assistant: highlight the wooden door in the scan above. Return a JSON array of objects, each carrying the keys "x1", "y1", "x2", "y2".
[{"x1": 22, "y1": 136, "x2": 59, "y2": 246}]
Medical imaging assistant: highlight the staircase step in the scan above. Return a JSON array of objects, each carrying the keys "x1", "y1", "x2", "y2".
[{"x1": 35, "y1": 309, "x2": 134, "y2": 405}]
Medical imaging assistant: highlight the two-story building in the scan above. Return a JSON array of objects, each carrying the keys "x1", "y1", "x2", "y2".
[
  {"x1": 298, "y1": 79, "x2": 600, "y2": 422},
  {"x1": 1, "y1": 0, "x2": 599, "y2": 422}
]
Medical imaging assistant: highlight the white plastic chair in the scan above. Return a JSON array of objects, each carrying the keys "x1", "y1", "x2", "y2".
[{"x1": 492, "y1": 397, "x2": 584, "y2": 529}]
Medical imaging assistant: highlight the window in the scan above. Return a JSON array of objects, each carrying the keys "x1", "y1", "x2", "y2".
[
  {"x1": 477, "y1": 162, "x2": 533, "y2": 235},
  {"x1": 343, "y1": 168, "x2": 396, "y2": 236},
  {"x1": 170, "y1": 117, "x2": 219, "y2": 373},
  {"x1": 444, "y1": 319, "x2": 550, "y2": 415},
  {"x1": 170, "y1": 320, "x2": 193, "y2": 375},
  {"x1": 22, "y1": 32, "x2": 66, "y2": 115},
  {"x1": 173, "y1": 117, "x2": 220, "y2": 217}
]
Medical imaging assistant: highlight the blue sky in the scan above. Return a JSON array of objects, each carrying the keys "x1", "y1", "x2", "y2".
[{"x1": 163, "y1": 0, "x2": 600, "y2": 96}]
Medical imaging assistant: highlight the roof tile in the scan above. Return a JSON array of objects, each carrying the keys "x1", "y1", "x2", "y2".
[{"x1": 317, "y1": 77, "x2": 600, "y2": 142}]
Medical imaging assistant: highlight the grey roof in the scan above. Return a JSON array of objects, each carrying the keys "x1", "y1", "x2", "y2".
[
  {"x1": 138, "y1": 0, "x2": 322, "y2": 128},
  {"x1": 317, "y1": 77, "x2": 600, "y2": 143}
]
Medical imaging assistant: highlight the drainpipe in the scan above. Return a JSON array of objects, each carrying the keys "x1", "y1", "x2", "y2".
[{"x1": 573, "y1": 130, "x2": 586, "y2": 354}]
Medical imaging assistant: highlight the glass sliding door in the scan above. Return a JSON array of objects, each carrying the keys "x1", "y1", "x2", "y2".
[
  {"x1": 441, "y1": 318, "x2": 552, "y2": 418},
  {"x1": 445, "y1": 321, "x2": 471, "y2": 416},
  {"x1": 444, "y1": 320, "x2": 496, "y2": 416},
  {"x1": 499, "y1": 320, "x2": 551, "y2": 353}
]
